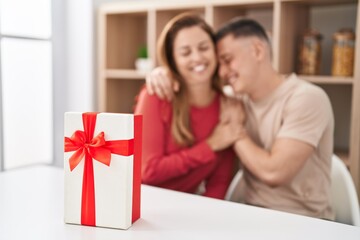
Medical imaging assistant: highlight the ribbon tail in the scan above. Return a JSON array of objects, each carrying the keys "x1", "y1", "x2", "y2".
[
  {"x1": 106, "y1": 139, "x2": 134, "y2": 156},
  {"x1": 81, "y1": 153, "x2": 96, "y2": 226}
]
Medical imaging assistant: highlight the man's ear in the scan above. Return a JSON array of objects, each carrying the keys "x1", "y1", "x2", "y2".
[{"x1": 252, "y1": 38, "x2": 267, "y2": 61}]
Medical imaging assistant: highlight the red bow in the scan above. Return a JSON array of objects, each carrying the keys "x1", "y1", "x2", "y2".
[
  {"x1": 64, "y1": 112, "x2": 134, "y2": 226},
  {"x1": 65, "y1": 130, "x2": 134, "y2": 171}
]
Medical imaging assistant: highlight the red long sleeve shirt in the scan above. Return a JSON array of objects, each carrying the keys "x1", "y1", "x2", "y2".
[{"x1": 134, "y1": 88, "x2": 235, "y2": 199}]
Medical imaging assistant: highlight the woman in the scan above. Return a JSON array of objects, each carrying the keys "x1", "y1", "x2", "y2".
[{"x1": 135, "y1": 13, "x2": 243, "y2": 199}]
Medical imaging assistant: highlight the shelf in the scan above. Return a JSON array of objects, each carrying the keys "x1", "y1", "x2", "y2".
[
  {"x1": 106, "y1": 69, "x2": 146, "y2": 79},
  {"x1": 299, "y1": 75, "x2": 354, "y2": 84},
  {"x1": 278, "y1": 1, "x2": 357, "y2": 75},
  {"x1": 156, "y1": 8, "x2": 206, "y2": 31},
  {"x1": 213, "y1": 3, "x2": 273, "y2": 31},
  {"x1": 281, "y1": 0, "x2": 357, "y2": 6},
  {"x1": 106, "y1": 78, "x2": 144, "y2": 113},
  {"x1": 106, "y1": 12, "x2": 148, "y2": 69}
]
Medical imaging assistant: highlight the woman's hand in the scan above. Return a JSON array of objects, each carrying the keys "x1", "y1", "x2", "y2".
[
  {"x1": 206, "y1": 120, "x2": 246, "y2": 152},
  {"x1": 206, "y1": 97, "x2": 247, "y2": 152},
  {"x1": 220, "y1": 97, "x2": 246, "y2": 125}
]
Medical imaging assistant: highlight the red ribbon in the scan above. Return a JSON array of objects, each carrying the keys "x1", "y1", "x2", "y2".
[{"x1": 64, "y1": 112, "x2": 134, "y2": 226}]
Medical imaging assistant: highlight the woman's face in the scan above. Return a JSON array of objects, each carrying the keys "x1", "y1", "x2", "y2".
[{"x1": 172, "y1": 26, "x2": 217, "y2": 87}]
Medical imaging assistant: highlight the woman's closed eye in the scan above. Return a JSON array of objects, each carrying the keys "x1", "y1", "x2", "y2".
[
  {"x1": 199, "y1": 44, "x2": 209, "y2": 52},
  {"x1": 179, "y1": 48, "x2": 191, "y2": 57}
]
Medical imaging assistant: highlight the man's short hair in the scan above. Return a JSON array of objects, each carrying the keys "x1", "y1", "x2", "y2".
[{"x1": 215, "y1": 18, "x2": 270, "y2": 44}]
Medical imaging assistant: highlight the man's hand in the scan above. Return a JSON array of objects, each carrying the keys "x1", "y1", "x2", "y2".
[
  {"x1": 146, "y1": 66, "x2": 179, "y2": 101},
  {"x1": 220, "y1": 97, "x2": 246, "y2": 125}
]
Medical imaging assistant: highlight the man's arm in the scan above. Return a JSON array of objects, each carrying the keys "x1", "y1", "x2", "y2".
[
  {"x1": 145, "y1": 67, "x2": 179, "y2": 101},
  {"x1": 234, "y1": 135, "x2": 314, "y2": 187},
  {"x1": 234, "y1": 84, "x2": 333, "y2": 187}
]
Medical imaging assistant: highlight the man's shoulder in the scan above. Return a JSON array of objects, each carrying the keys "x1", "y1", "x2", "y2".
[
  {"x1": 288, "y1": 74, "x2": 328, "y2": 101},
  {"x1": 281, "y1": 75, "x2": 333, "y2": 120}
]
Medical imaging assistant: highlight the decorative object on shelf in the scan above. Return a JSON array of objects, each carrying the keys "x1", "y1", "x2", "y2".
[
  {"x1": 135, "y1": 45, "x2": 154, "y2": 72},
  {"x1": 332, "y1": 28, "x2": 355, "y2": 77},
  {"x1": 64, "y1": 112, "x2": 142, "y2": 229},
  {"x1": 297, "y1": 29, "x2": 323, "y2": 75}
]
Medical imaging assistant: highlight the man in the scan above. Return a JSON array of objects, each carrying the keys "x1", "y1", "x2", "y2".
[{"x1": 147, "y1": 18, "x2": 334, "y2": 220}]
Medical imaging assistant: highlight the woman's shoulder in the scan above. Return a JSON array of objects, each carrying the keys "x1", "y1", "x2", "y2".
[
  {"x1": 137, "y1": 86, "x2": 161, "y2": 102},
  {"x1": 136, "y1": 87, "x2": 171, "y2": 106},
  {"x1": 135, "y1": 87, "x2": 172, "y2": 121}
]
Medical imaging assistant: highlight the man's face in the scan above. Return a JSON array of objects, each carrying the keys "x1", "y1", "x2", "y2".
[{"x1": 217, "y1": 34, "x2": 258, "y2": 94}]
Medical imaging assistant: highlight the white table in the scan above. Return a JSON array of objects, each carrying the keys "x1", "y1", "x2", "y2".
[{"x1": 0, "y1": 166, "x2": 359, "y2": 240}]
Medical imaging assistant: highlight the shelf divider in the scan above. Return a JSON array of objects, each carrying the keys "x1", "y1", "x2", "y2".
[
  {"x1": 106, "y1": 69, "x2": 146, "y2": 79},
  {"x1": 299, "y1": 75, "x2": 354, "y2": 85}
]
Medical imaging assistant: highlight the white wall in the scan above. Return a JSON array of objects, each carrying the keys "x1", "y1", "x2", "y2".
[
  {"x1": 66, "y1": 0, "x2": 94, "y2": 112},
  {"x1": 53, "y1": 0, "x2": 94, "y2": 167}
]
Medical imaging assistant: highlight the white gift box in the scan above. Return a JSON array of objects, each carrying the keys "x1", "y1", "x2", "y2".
[{"x1": 64, "y1": 112, "x2": 142, "y2": 229}]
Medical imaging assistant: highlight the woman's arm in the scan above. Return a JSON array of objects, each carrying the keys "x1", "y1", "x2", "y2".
[
  {"x1": 203, "y1": 150, "x2": 235, "y2": 199},
  {"x1": 135, "y1": 89, "x2": 217, "y2": 185}
]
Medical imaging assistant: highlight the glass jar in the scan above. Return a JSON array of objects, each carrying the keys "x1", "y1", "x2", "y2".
[
  {"x1": 332, "y1": 29, "x2": 355, "y2": 77},
  {"x1": 298, "y1": 29, "x2": 323, "y2": 75}
]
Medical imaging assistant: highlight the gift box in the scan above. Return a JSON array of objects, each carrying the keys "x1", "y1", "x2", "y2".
[{"x1": 64, "y1": 112, "x2": 142, "y2": 229}]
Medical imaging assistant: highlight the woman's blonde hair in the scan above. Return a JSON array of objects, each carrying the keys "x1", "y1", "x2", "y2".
[{"x1": 157, "y1": 13, "x2": 221, "y2": 146}]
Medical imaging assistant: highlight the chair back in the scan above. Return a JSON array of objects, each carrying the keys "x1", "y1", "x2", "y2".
[
  {"x1": 225, "y1": 155, "x2": 360, "y2": 226},
  {"x1": 225, "y1": 170, "x2": 244, "y2": 202},
  {"x1": 331, "y1": 154, "x2": 360, "y2": 226}
]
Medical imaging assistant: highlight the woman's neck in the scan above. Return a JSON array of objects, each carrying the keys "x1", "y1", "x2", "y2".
[{"x1": 187, "y1": 84, "x2": 216, "y2": 107}]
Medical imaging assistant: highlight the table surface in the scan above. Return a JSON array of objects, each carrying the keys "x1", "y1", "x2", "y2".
[{"x1": 0, "y1": 166, "x2": 359, "y2": 240}]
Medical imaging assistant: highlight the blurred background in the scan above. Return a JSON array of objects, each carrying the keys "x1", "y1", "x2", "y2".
[{"x1": 0, "y1": 1, "x2": 358, "y2": 198}]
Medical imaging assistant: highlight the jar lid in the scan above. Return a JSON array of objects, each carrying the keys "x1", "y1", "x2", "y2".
[
  {"x1": 303, "y1": 29, "x2": 323, "y2": 40},
  {"x1": 333, "y1": 28, "x2": 355, "y2": 40}
]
